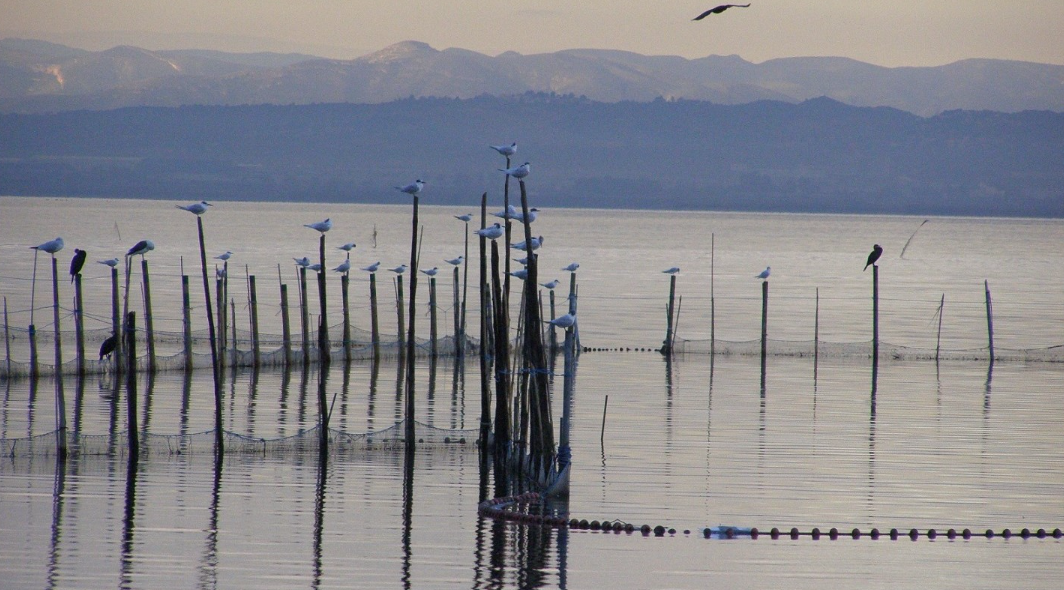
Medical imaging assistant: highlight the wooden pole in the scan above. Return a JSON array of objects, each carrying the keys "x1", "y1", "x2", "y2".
[
  {"x1": 51, "y1": 258, "x2": 67, "y2": 458},
  {"x1": 250, "y1": 275, "x2": 261, "y2": 368},
  {"x1": 477, "y1": 192, "x2": 491, "y2": 450},
  {"x1": 280, "y1": 281, "x2": 292, "y2": 365},
  {"x1": 317, "y1": 234, "x2": 331, "y2": 365},
  {"x1": 548, "y1": 289, "x2": 557, "y2": 352},
  {"x1": 984, "y1": 280, "x2": 994, "y2": 364},
  {"x1": 141, "y1": 259, "x2": 156, "y2": 373},
  {"x1": 341, "y1": 273, "x2": 351, "y2": 361},
  {"x1": 814, "y1": 287, "x2": 820, "y2": 370},
  {"x1": 404, "y1": 195, "x2": 420, "y2": 446},
  {"x1": 194, "y1": 216, "x2": 223, "y2": 456},
  {"x1": 518, "y1": 178, "x2": 553, "y2": 469},
  {"x1": 182, "y1": 275, "x2": 193, "y2": 371},
  {"x1": 217, "y1": 274, "x2": 227, "y2": 369},
  {"x1": 29, "y1": 323, "x2": 39, "y2": 380},
  {"x1": 935, "y1": 294, "x2": 945, "y2": 362},
  {"x1": 369, "y1": 273, "x2": 380, "y2": 360},
  {"x1": 299, "y1": 266, "x2": 310, "y2": 366},
  {"x1": 568, "y1": 272, "x2": 579, "y2": 353},
  {"x1": 490, "y1": 239, "x2": 510, "y2": 449},
  {"x1": 74, "y1": 274, "x2": 85, "y2": 376},
  {"x1": 429, "y1": 276, "x2": 438, "y2": 358},
  {"x1": 396, "y1": 275, "x2": 406, "y2": 353},
  {"x1": 460, "y1": 221, "x2": 469, "y2": 359},
  {"x1": 710, "y1": 233, "x2": 715, "y2": 356},
  {"x1": 663, "y1": 274, "x2": 677, "y2": 354},
  {"x1": 231, "y1": 298, "x2": 237, "y2": 360},
  {"x1": 452, "y1": 266, "x2": 460, "y2": 348},
  {"x1": 124, "y1": 311, "x2": 139, "y2": 460},
  {"x1": 3, "y1": 297, "x2": 10, "y2": 377},
  {"x1": 872, "y1": 265, "x2": 879, "y2": 371},
  {"x1": 761, "y1": 279, "x2": 769, "y2": 361},
  {"x1": 110, "y1": 266, "x2": 120, "y2": 372}
]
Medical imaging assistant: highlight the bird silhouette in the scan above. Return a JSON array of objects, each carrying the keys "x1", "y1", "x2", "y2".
[
  {"x1": 693, "y1": 3, "x2": 750, "y2": 20},
  {"x1": 864, "y1": 244, "x2": 883, "y2": 271},
  {"x1": 69, "y1": 249, "x2": 87, "y2": 282},
  {"x1": 99, "y1": 333, "x2": 118, "y2": 361}
]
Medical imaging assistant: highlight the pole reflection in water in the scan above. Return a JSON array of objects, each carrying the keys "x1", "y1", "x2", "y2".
[
  {"x1": 46, "y1": 454, "x2": 67, "y2": 590},
  {"x1": 427, "y1": 356, "x2": 437, "y2": 427},
  {"x1": 394, "y1": 355, "x2": 404, "y2": 424},
  {"x1": 27, "y1": 376, "x2": 38, "y2": 439},
  {"x1": 339, "y1": 359, "x2": 351, "y2": 432},
  {"x1": 312, "y1": 451, "x2": 329, "y2": 590},
  {"x1": 120, "y1": 457, "x2": 139, "y2": 590},
  {"x1": 279, "y1": 364, "x2": 292, "y2": 432},
  {"x1": 450, "y1": 356, "x2": 461, "y2": 430},
  {"x1": 198, "y1": 456, "x2": 222, "y2": 590},
  {"x1": 368, "y1": 358, "x2": 380, "y2": 432},
  {"x1": 180, "y1": 369, "x2": 193, "y2": 439},
  {"x1": 139, "y1": 372, "x2": 155, "y2": 449},
  {"x1": 401, "y1": 447, "x2": 414, "y2": 590},
  {"x1": 72, "y1": 375, "x2": 86, "y2": 444},
  {"x1": 248, "y1": 366, "x2": 260, "y2": 437},
  {"x1": 298, "y1": 366, "x2": 309, "y2": 430}
]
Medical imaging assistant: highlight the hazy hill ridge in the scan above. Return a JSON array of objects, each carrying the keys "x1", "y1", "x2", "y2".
[{"x1": 2, "y1": 39, "x2": 1063, "y2": 115}]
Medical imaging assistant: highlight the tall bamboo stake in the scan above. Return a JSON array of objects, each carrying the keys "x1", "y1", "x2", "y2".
[
  {"x1": 182, "y1": 275, "x2": 193, "y2": 371},
  {"x1": 490, "y1": 239, "x2": 510, "y2": 449},
  {"x1": 110, "y1": 266, "x2": 120, "y2": 372},
  {"x1": 460, "y1": 218, "x2": 470, "y2": 359},
  {"x1": 814, "y1": 287, "x2": 820, "y2": 374},
  {"x1": 194, "y1": 216, "x2": 223, "y2": 455},
  {"x1": 452, "y1": 265, "x2": 461, "y2": 347},
  {"x1": 74, "y1": 274, "x2": 85, "y2": 376},
  {"x1": 141, "y1": 259, "x2": 156, "y2": 373},
  {"x1": 568, "y1": 272, "x2": 579, "y2": 353},
  {"x1": 280, "y1": 280, "x2": 292, "y2": 365},
  {"x1": 429, "y1": 276, "x2": 438, "y2": 358},
  {"x1": 477, "y1": 192, "x2": 491, "y2": 449},
  {"x1": 124, "y1": 311, "x2": 139, "y2": 460},
  {"x1": 396, "y1": 275, "x2": 406, "y2": 353},
  {"x1": 548, "y1": 289, "x2": 557, "y2": 352},
  {"x1": 404, "y1": 195, "x2": 420, "y2": 446},
  {"x1": 935, "y1": 294, "x2": 945, "y2": 362},
  {"x1": 29, "y1": 250, "x2": 39, "y2": 380},
  {"x1": 761, "y1": 279, "x2": 769, "y2": 361},
  {"x1": 3, "y1": 297, "x2": 10, "y2": 377},
  {"x1": 663, "y1": 274, "x2": 677, "y2": 354},
  {"x1": 369, "y1": 272, "x2": 380, "y2": 360},
  {"x1": 249, "y1": 275, "x2": 261, "y2": 368},
  {"x1": 51, "y1": 258, "x2": 67, "y2": 458},
  {"x1": 872, "y1": 265, "x2": 879, "y2": 372},
  {"x1": 984, "y1": 280, "x2": 994, "y2": 364},
  {"x1": 299, "y1": 266, "x2": 310, "y2": 366},
  {"x1": 710, "y1": 233, "x2": 715, "y2": 355},
  {"x1": 317, "y1": 234, "x2": 331, "y2": 365},
  {"x1": 341, "y1": 273, "x2": 351, "y2": 362},
  {"x1": 216, "y1": 274, "x2": 227, "y2": 369}
]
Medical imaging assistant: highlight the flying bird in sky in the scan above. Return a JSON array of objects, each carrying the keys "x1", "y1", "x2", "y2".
[
  {"x1": 864, "y1": 244, "x2": 883, "y2": 271},
  {"x1": 693, "y1": 3, "x2": 750, "y2": 21},
  {"x1": 69, "y1": 249, "x2": 87, "y2": 282}
]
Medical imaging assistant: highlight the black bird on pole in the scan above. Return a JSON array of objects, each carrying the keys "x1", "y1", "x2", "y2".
[
  {"x1": 69, "y1": 248, "x2": 87, "y2": 283},
  {"x1": 99, "y1": 333, "x2": 118, "y2": 360},
  {"x1": 864, "y1": 244, "x2": 883, "y2": 271},
  {"x1": 693, "y1": 3, "x2": 750, "y2": 20}
]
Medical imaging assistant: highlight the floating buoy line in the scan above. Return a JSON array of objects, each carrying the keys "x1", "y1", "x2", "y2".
[{"x1": 478, "y1": 493, "x2": 1062, "y2": 541}]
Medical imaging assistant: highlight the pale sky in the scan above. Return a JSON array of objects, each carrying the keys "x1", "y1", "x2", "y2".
[{"x1": 3, "y1": 0, "x2": 1063, "y2": 66}]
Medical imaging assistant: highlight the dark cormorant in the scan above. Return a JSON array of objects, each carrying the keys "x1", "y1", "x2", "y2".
[
  {"x1": 69, "y1": 248, "x2": 87, "y2": 283},
  {"x1": 864, "y1": 244, "x2": 883, "y2": 271},
  {"x1": 99, "y1": 333, "x2": 118, "y2": 360}
]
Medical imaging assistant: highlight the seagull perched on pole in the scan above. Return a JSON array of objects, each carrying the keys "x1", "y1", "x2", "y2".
[
  {"x1": 333, "y1": 259, "x2": 351, "y2": 274},
  {"x1": 338, "y1": 242, "x2": 357, "y2": 252},
  {"x1": 307, "y1": 263, "x2": 322, "y2": 272},
  {"x1": 509, "y1": 269, "x2": 529, "y2": 280},
  {"x1": 864, "y1": 244, "x2": 883, "y2": 271},
  {"x1": 445, "y1": 256, "x2": 464, "y2": 266},
  {"x1": 499, "y1": 162, "x2": 530, "y2": 179},
  {"x1": 98, "y1": 258, "x2": 120, "y2": 268},
  {"x1": 389, "y1": 264, "x2": 408, "y2": 274},
  {"x1": 513, "y1": 236, "x2": 543, "y2": 251},
  {"x1": 69, "y1": 249, "x2": 87, "y2": 282},
  {"x1": 421, "y1": 267, "x2": 439, "y2": 277},
  {"x1": 562, "y1": 262, "x2": 580, "y2": 272},
  {"x1": 294, "y1": 257, "x2": 311, "y2": 268},
  {"x1": 31, "y1": 237, "x2": 64, "y2": 255},
  {"x1": 474, "y1": 223, "x2": 504, "y2": 240},
  {"x1": 126, "y1": 240, "x2": 154, "y2": 258},
  {"x1": 395, "y1": 180, "x2": 424, "y2": 196},
  {"x1": 490, "y1": 142, "x2": 517, "y2": 157},
  {"x1": 547, "y1": 312, "x2": 576, "y2": 328},
  {"x1": 176, "y1": 201, "x2": 212, "y2": 215},
  {"x1": 541, "y1": 280, "x2": 560, "y2": 290},
  {"x1": 304, "y1": 218, "x2": 332, "y2": 233},
  {"x1": 663, "y1": 267, "x2": 680, "y2": 275},
  {"x1": 214, "y1": 251, "x2": 233, "y2": 261},
  {"x1": 454, "y1": 213, "x2": 473, "y2": 222},
  {"x1": 756, "y1": 266, "x2": 771, "y2": 280},
  {"x1": 693, "y1": 3, "x2": 750, "y2": 20},
  {"x1": 361, "y1": 261, "x2": 381, "y2": 273}
]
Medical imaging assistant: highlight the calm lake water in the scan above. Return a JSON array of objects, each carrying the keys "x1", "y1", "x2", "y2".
[{"x1": 1, "y1": 197, "x2": 1062, "y2": 588}]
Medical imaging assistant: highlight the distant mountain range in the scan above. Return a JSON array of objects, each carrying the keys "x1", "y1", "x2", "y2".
[{"x1": 2, "y1": 38, "x2": 1064, "y2": 116}]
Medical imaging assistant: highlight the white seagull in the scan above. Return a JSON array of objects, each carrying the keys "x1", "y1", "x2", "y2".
[
  {"x1": 294, "y1": 257, "x2": 311, "y2": 268},
  {"x1": 562, "y1": 262, "x2": 580, "y2": 272},
  {"x1": 126, "y1": 240, "x2": 154, "y2": 258},
  {"x1": 421, "y1": 267, "x2": 439, "y2": 277},
  {"x1": 541, "y1": 280, "x2": 560, "y2": 290},
  {"x1": 509, "y1": 269, "x2": 529, "y2": 280},
  {"x1": 454, "y1": 213, "x2": 473, "y2": 222},
  {"x1": 307, "y1": 263, "x2": 322, "y2": 272},
  {"x1": 445, "y1": 256, "x2": 464, "y2": 266},
  {"x1": 176, "y1": 201, "x2": 212, "y2": 215},
  {"x1": 31, "y1": 237, "x2": 65, "y2": 255},
  {"x1": 513, "y1": 236, "x2": 543, "y2": 251},
  {"x1": 547, "y1": 312, "x2": 576, "y2": 329},
  {"x1": 395, "y1": 180, "x2": 424, "y2": 196},
  {"x1": 499, "y1": 162, "x2": 531, "y2": 179},
  {"x1": 663, "y1": 267, "x2": 680, "y2": 275},
  {"x1": 215, "y1": 251, "x2": 233, "y2": 261},
  {"x1": 97, "y1": 258, "x2": 120, "y2": 268},
  {"x1": 490, "y1": 142, "x2": 517, "y2": 157},
  {"x1": 304, "y1": 218, "x2": 332, "y2": 233},
  {"x1": 361, "y1": 261, "x2": 381, "y2": 272},
  {"x1": 333, "y1": 259, "x2": 351, "y2": 274},
  {"x1": 338, "y1": 242, "x2": 357, "y2": 252},
  {"x1": 389, "y1": 264, "x2": 408, "y2": 274},
  {"x1": 756, "y1": 266, "x2": 771, "y2": 280},
  {"x1": 474, "y1": 223, "x2": 504, "y2": 240}
]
